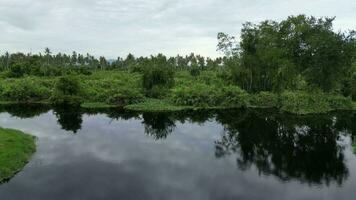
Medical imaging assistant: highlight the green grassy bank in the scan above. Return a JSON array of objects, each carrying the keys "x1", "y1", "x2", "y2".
[{"x1": 0, "y1": 127, "x2": 36, "y2": 183}]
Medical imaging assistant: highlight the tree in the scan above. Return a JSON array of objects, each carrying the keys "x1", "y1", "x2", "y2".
[
  {"x1": 142, "y1": 55, "x2": 175, "y2": 98},
  {"x1": 51, "y1": 76, "x2": 82, "y2": 106},
  {"x1": 220, "y1": 15, "x2": 355, "y2": 93},
  {"x1": 278, "y1": 15, "x2": 354, "y2": 92},
  {"x1": 44, "y1": 47, "x2": 51, "y2": 66},
  {"x1": 217, "y1": 32, "x2": 239, "y2": 57}
]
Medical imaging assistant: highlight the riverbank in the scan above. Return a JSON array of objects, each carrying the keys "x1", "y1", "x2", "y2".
[
  {"x1": 125, "y1": 97, "x2": 356, "y2": 114},
  {"x1": 0, "y1": 71, "x2": 355, "y2": 115},
  {"x1": 0, "y1": 127, "x2": 36, "y2": 183},
  {"x1": 0, "y1": 96, "x2": 355, "y2": 115}
]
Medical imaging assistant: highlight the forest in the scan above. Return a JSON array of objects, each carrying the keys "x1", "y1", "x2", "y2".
[{"x1": 0, "y1": 15, "x2": 355, "y2": 114}]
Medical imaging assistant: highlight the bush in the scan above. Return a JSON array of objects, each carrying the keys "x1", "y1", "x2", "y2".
[
  {"x1": 81, "y1": 71, "x2": 143, "y2": 104},
  {"x1": 197, "y1": 70, "x2": 225, "y2": 86},
  {"x1": 7, "y1": 63, "x2": 29, "y2": 78},
  {"x1": 351, "y1": 74, "x2": 356, "y2": 101},
  {"x1": 171, "y1": 83, "x2": 217, "y2": 107},
  {"x1": 280, "y1": 91, "x2": 331, "y2": 114},
  {"x1": 50, "y1": 76, "x2": 82, "y2": 106},
  {"x1": 327, "y1": 95, "x2": 353, "y2": 110},
  {"x1": 105, "y1": 87, "x2": 144, "y2": 106},
  {"x1": 171, "y1": 83, "x2": 248, "y2": 108},
  {"x1": 249, "y1": 92, "x2": 279, "y2": 108},
  {"x1": 145, "y1": 85, "x2": 170, "y2": 99},
  {"x1": 189, "y1": 67, "x2": 200, "y2": 77},
  {"x1": 142, "y1": 65, "x2": 174, "y2": 98},
  {"x1": 0, "y1": 78, "x2": 50, "y2": 102},
  {"x1": 217, "y1": 85, "x2": 249, "y2": 107}
]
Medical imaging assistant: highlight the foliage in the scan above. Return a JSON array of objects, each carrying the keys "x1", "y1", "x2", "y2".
[
  {"x1": 189, "y1": 66, "x2": 200, "y2": 77},
  {"x1": 249, "y1": 92, "x2": 279, "y2": 108},
  {"x1": 327, "y1": 95, "x2": 353, "y2": 110},
  {"x1": 7, "y1": 63, "x2": 28, "y2": 78},
  {"x1": 280, "y1": 91, "x2": 332, "y2": 114},
  {"x1": 105, "y1": 87, "x2": 144, "y2": 106},
  {"x1": 0, "y1": 78, "x2": 51, "y2": 102},
  {"x1": 171, "y1": 83, "x2": 248, "y2": 108},
  {"x1": 51, "y1": 76, "x2": 82, "y2": 106},
  {"x1": 0, "y1": 127, "x2": 36, "y2": 182},
  {"x1": 171, "y1": 83, "x2": 217, "y2": 107},
  {"x1": 218, "y1": 85, "x2": 249, "y2": 107},
  {"x1": 81, "y1": 71, "x2": 144, "y2": 105},
  {"x1": 219, "y1": 15, "x2": 355, "y2": 93},
  {"x1": 343, "y1": 64, "x2": 356, "y2": 100},
  {"x1": 279, "y1": 90, "x2": 352, "y2": 114},
  {"x1": 217, "y1": 32, "x2": 239, "y2": 57},
  {"x1": 142, "y1": 56, "x2": 175, "y2": 98}
]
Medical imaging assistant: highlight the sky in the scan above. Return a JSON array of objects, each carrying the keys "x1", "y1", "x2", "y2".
[{"x1": 0, "y1": 0, "x2": 355, "y2": 58}]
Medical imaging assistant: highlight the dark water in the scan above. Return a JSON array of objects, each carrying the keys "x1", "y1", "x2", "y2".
[{"x1": 0, "y1": 105, "x2": 355, "y2": 200}]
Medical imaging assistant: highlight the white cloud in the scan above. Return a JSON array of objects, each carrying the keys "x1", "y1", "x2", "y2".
[{"x1": 0, "y1": 0, "x2": 355, "y2": 58}]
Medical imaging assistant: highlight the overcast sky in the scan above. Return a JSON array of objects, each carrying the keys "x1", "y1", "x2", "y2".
[{"x1": 1, "y1": 0, "x2": 355, "y2": 58}]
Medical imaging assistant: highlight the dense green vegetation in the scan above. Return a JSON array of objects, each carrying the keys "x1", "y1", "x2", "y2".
[
  {"x1": 0, "y1": 127, "x2": 36, "y2": 182},
  {"x1": 0, "y1": 15, "x2": 355, "y2": 114},
  {"x1": 51, "y1": 76, "x2": 83, "y2": 106}
]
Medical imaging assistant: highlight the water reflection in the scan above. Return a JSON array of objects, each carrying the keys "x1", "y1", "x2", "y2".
[
  {"x1": 0, "y1": 105, "x2": 355, "y2": 188},
  {"x1": 0, "y1": 104, "x2": 51, "y2": 119},
  {"x1": 53, "y1": 107, "x2": 83, "y2": 133},
  {"x1": 215, "y1": 110, "x2": 351, "y2": 185},
  {"x1": 142, "y1": 112, "x2": 176, "y2": 140}
]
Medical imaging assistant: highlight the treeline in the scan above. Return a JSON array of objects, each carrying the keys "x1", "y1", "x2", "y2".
[
  {"x1": 0, "y1": 49, "x2": 224, "y2": 77},
  {"x1": 217, "y1": 15, "x2": 356, "y2": 96}
]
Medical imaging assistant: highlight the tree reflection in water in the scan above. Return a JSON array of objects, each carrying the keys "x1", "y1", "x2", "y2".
[
  {"x1": 215, "y1": 109, "x2": 352, "y2": 185},
  {"x1": 142, "y1": 112, "x2": 176, "y2": 140},
  {"x1": 141, "y1": 110, "x2": 215, "y2": 140},
  {"x1": 0, "y1": 104, "x2": 51, "y2": 119},
  {"x1": 53, "y1": 107, "x2": 83, "y2": 133},
  {"x1": 1, "y1": 105, "x2": 355, "y2": 185}
]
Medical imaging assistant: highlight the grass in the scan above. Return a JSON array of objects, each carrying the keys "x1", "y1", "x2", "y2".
[
  {"x1": 125, "y1": 98, "x2": 192, "y2": 112},
  {"x1": 0, "y1": 127, "x2": 36, "y2": 183},
  {"x1": 81, "y1": 102, "x2": 117, "y2": 109},
  {"x1": 124, "y1": 98, "x2": 248, "y2": 112}
]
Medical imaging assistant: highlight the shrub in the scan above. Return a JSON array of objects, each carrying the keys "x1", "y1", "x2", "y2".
[
  {"x1": 280, "y1": 91, "x2": 331, "y2": 114},
  {"x1": 197, "y1": 70, "x2": 225, "y2": 86},
  {"x1": 7, "y1": 63, "x2": 28, "y2": 78},
  {"x1": 142, "y1": 65, "x2": 174, "y2": 98},
  {"x1": 249, "y1": 92, "x2": 279, "y2": 108},
  {"x1": 1, "y1": 78, "x2": 50, "y2": 102},
  {"x1": 105, "y1": 87, "x2": 144, "y2": 106},
  {"x1": 50, "y1": 76, "x2": 82, "y2": 106},
  {"x1": 171, "y1": 83, "x2": 248, "y2": 108},
  {"x1": 81, "y1": 72, "x2": 143, "y2": 104},
  {"x1": 189, "y1": 67, "x2": 200, "y2": 77},
  {"x1": 217, "y1": 85, "x2": 249, "y2": 107},
  {"x1": 145, "y1": 85, "x2": 170, "y2": 99},
  {"x1": 171, "y1": 83, "x2": 217, "y2": 107},
  {"x1": 327, "y1": 95, "x2": 353, "y2": 110},
  {"x1": 351, "y1": 74, "x2": 356, "y2": 101}
]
